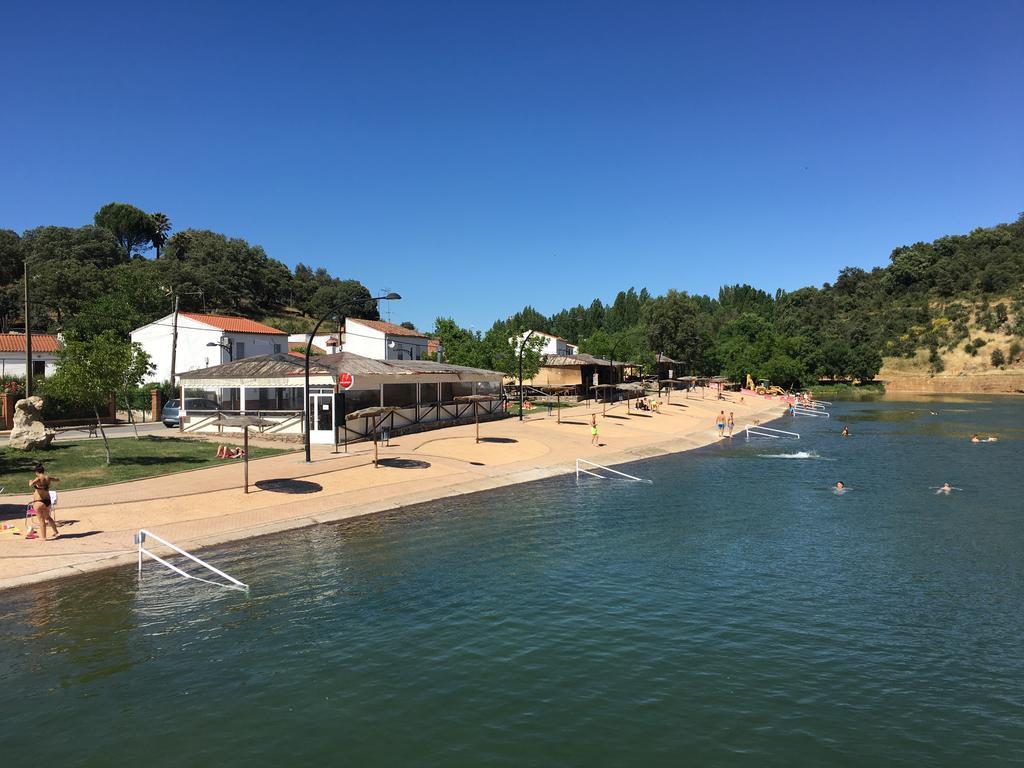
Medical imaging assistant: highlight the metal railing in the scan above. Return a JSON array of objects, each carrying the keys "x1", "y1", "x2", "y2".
[
  {"x1": 576, "y1": 458, "x2": 650, "y2": 482},
  {"x1": 793, "y1": 406, "x2": 830, "y2": 418},
  {"x1": 744, "y1": 424, "x2": 800, "y2": 439},
  {"x1": 136, "y1": 529, "x2": 248, "y2": 592}
]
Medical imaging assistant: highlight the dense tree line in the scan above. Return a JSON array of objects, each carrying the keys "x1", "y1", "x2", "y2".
[
  {"x1": 0, "y1": 202, "x2": 380, "y2": 339},
  {"x1": 432, "y1": 213, "x2": 1024, "y2": 387}
]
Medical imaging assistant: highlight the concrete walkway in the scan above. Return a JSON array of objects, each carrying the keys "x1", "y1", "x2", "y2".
[{"x1": 0, "y1": 392, "x2": 786, "y2": 591}]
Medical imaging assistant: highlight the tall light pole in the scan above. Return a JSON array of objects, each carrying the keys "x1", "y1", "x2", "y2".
[
  {"x1": 304, "y1": 292, "x2": 401, "y2": 463},
  {"x1": 518, "y1": 330, "x2": 535, "y2": 422}
]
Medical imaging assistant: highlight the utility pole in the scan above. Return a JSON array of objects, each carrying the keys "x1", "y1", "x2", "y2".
[
  {"x1": 24, "y1": 260, "x2": 33, "y2": 397},
  {"x1": 169, "y1": 293, "x2": 180, "y2": 384}
]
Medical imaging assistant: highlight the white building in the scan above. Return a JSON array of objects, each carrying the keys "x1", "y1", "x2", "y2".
[
  {"x1": 0, "y1": 333, "x2": 61, "y2": 378},
  {"x1": 515, "y1": 330, "x2": 578, "y2": 356},
  {"x1": 341, "y1": 318, "x2": 429, "y2": 361},
  {"x1": 130, "y1": 312, "x2": 288, "y2": 383}
]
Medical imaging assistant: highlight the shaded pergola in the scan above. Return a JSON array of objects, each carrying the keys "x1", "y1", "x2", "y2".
[
  {"x1": 590, "y1": 383, "x2": 618, "y2": 416},
  {"x1": 215, "y1": 413, "x2": 277, "y2": 494},
  {"x1": 546, "y1": 386, "x2": 576, "y2": 424},
  {"x1": 616, "y1": 382, "x2": 645, "y2": 414},
  {"x1": 345, "y1": 406, "x2": 400, "y2": 467},
  {"x1": 658, "y1": 379, "x2": 679, "y2": 403},
  {"x1": 454, "y1": 394, "x2": 500, "y2": 442}
]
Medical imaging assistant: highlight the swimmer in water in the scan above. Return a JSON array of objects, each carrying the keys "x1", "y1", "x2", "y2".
[
  {"x1": 971, "y1": 434, "x2": 980, "y2": 443},
  {"x1": 938, "y1": 482, "x2": 952, "y2": 494},
  {"x1": 841, "y1": 426, "x2": 849, "y2": 437},
  {"x1": 971, "y1": 434, "x2": 998, "y2": 443},
  {"x1": 834, "y1": 481, "x2": 846, "y2": 494}
]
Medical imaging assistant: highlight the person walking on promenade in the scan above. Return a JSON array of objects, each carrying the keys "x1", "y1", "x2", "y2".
[
  {"x1": 726, "y1": 412, "x2": 735, "y2": 437},
  {"x1": 28, "y1": 463, "x2": 60, "y2": 541},
  {"x1": 591, "y1": 414, "x2": 600, "y2": 446},
  {"x1": 716, "y1": 411, "x2": 725, "y2": 437}
]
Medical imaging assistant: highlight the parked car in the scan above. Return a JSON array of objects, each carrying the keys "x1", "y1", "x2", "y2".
[{"x1": 161, "y1": 398, "x2": 221, "y2": 428}]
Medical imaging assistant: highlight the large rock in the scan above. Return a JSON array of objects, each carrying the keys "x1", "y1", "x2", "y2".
[{"x1": 9, "y1": 396, "x2": 56, "y2": 450}]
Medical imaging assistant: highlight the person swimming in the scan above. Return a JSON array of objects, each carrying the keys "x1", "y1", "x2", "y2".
[
  {"x1": 971, "y1": 434, "x2": 998, "y2": 443},
  {"x1": 834, "y1": 481, "x2": 847, "y2": 494},
  {"x1": 841, "y1": 426, "x2": 849, "y2": 437}
]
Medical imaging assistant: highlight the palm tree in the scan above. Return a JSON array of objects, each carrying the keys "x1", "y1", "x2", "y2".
[{"x1": 150, "y1": 212, "x2": 172, "y2": 258}]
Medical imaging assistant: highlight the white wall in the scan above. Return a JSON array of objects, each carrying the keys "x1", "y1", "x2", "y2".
[
  {"x1": 287, "y1": 333, "x2": 340, "y2": 353},
  {"x1": 343, "y1": 320, "x2": 429, "y2": 361},
  {"x1": 0, "y1": 354, "x2": 59, "y2": 378},
  {"x1": 131, "y1": 314, "x2": 287, "y2": 382}
]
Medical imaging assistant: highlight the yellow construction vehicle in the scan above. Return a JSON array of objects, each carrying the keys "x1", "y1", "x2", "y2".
[{"x1": 755, "y1": 379, "x2": 788, "y2": 396}]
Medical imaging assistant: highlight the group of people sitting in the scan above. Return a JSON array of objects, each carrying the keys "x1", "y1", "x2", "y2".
[{"x1": 636, "y1": 398, "x2": 660, "y2": 412}]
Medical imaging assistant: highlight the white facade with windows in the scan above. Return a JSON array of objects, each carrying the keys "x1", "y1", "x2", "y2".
[
  {"x1": 130, "y1": 313, "x2": 288, "y2": 383},
  {"x1": 0, "y1": 334, "x2": 61, "y2": 378},
  {"x1": 341, "y1": 318, "x2": 429, "y2": 361},
  {"x1": 515, "y1": 330, "x2": 578, "y2": 356}
]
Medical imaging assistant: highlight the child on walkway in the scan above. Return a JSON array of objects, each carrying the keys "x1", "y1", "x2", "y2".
[{"x1": 591, "y1": 414, "x2": 600, "y2": 446}]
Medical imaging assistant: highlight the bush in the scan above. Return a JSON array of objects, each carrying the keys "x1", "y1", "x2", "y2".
[
  {"x1": 972, "y1": 337, "x2": 987, "y2": 348},
  {"x1": 964, "y1": 343, "x2": 978, "y2": 356},
  {"x1": 928, "y1": 345, "x2": 944, "y2": 373},
  {"x1": 1009, "y1": 341, "x2": 1022, "y2": 363},
  {"x1": 996, "y1": 303, "x2": 1009, "y2": 325},
  {"x1": 990, "y1": 349, "x2": 1005, "y2": 367}
]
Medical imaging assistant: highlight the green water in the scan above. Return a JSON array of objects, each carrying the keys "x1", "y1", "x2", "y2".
[{"x1": 1, "y1": 397, "x2": 1022, "y2": 766}]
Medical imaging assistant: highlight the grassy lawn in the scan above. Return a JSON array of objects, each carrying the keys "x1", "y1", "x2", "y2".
[{"x1": 0, "y1": 436, "x2": 292, "y2": 492}]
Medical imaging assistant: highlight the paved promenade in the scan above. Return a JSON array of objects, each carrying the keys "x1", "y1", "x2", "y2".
[{"x1": 0, "y1": 392, "x2": 786, "y2": 591}]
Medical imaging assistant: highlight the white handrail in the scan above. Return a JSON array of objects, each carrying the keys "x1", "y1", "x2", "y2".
[
  {"x1": 793, "y1": 406, "x2": 830, "y2": 418},
  {"x1": 576, "y1": 458, "x2": 649, "y2": 482},
  {"x1": 137, "y1": 529, "x2": 248, "y2": 592},
  {"x1": 744, "y1": 424, "x2": 800, "y2": 439}
]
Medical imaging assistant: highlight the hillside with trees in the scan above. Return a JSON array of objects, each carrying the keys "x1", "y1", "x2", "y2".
[
  {"x1": 432, "y1": 213, "x2": 1024, "y2": 388},
  {"x1": 0, "y1": 202, "x2": 383, "y2": 341}
]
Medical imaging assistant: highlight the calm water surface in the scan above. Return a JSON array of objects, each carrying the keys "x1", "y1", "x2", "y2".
[{"x1": 1, "y1": 397, "x2": 1022, "y2": 766}]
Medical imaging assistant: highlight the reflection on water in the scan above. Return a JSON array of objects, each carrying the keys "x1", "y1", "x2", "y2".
[{"x1": 0, "y1": 397, "x2": 1022, "y2": 767}]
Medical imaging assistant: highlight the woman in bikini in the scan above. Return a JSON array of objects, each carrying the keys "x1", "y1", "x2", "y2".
[
  {"x1": 590, "y1": 414, "x2": 599, "y2": 446},
  {"x1": 29, "y1": 463, "x2": 60, "y2": 541}
]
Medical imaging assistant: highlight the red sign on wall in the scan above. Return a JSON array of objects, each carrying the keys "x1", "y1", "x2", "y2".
[{"x1": 338, "y1": 372, "x2": 355, "y2": 390}]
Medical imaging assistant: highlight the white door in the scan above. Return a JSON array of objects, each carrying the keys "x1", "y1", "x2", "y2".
[{"x1": 309, "y1": 390, "x2": 334, "y2": 444}]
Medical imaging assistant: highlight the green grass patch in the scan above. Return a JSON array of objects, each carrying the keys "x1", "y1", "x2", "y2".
[
  {"x1": 808, "y1": 382, "x2": 886, "y2": 400},
  {"x1": 0, "y1": 436, "x2": 292, "y2": 492}
]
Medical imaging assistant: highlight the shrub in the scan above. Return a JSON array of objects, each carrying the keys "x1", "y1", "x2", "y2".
[
  {"x1": 990, "y1": 349, "x2": 1005, "y2": 367},
  {"x1": 928, "y1": 345, "x2": 944, "y2": 373},
  {"x1": 995, "y1": 303, "x2": 1009, "y2": 325},
  {"x1": 964, "y1": 343, "x2": 978, "y2": 356},
  {"x1": 1009, "y1": 341, "x2": 1022, "y2": 363},
  {"x1": 972, "y1": 337, "x2": 987, "y2": 348}
]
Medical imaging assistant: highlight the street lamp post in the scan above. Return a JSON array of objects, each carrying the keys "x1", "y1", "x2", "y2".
[
  {"x1": 205, "y1": 338, "x2": 234, "y2": 362},
  {"x1": 517, "y1": 330, "x2": 536, "y2": 422},
  {"x1": 304, "y1": 293, "x2": 401, "y2": 463}
]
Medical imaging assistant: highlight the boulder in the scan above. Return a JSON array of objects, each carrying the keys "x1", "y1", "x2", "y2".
[{"x1": 9, "y1": 396, "x2": 56, "y2": 451}]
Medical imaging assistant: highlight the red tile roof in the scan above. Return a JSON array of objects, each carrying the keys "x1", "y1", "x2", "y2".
[
  {"x1": 180, "y1": 313, "x2": 287, "y2": 335},
  {"x1": 347, "y1": 318, "x2": 427, "y2": 338},
  {"x1": 0, "y1": 334, "x2": 62, "y2": 353}
]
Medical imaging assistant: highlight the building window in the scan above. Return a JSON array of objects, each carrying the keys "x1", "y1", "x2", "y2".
[
  {"x1": 32, "y1": 360, "x2": 46, "y2": 377},
  {"x1": 273, "y1": 343, "x2": 281, "y2": 354},
  {"x1": 235, "y1": 341, "x2": 245, "y2": 359}
]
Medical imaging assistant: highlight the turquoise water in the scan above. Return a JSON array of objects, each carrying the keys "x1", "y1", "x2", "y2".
[{"x1": 1, "y1": 397, "x2": 1023, "y2": 766}]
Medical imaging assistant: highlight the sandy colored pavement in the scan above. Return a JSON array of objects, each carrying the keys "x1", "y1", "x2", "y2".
[{"x1": 0, "y1": 392, "x2": 786, "y2": 591}]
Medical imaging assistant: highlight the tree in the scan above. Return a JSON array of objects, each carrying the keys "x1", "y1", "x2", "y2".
[
  {"x1": 150, "y1": 212, "x2": 172, "y2": 258},
  {"x1": 429, "y1": 317, "x2": 488, "y2": 369},
  {"x1": 46, "y1": 332, "x2": 153, "y2": 463},
  {"x1": 94, "y1": 203, "x2": 156, "y2": 259},
  {"x1": 0, "y1": 229, "x2": 21, "y2": 287},
  {"x1": 399, "y1": 321, "x2": 417, "y2": 331},
  {"x1": 991, "y1": 348, "x2": 1005, "y2": 367},
  {"x1": 20, "y1": 226, "x2": 123, "y2": 328},
  {"x1": 483, "y1": 320, "x2": 545, "y2": 379}
]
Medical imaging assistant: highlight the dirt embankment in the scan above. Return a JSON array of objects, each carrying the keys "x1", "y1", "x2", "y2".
[{"x1": 881, "y1": 370, "x2": 1024, "y2": 394}]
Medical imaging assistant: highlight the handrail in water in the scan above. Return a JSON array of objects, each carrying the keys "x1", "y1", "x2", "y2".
[
  {"x1": 137, "y1": 529, "x2": 248, "y2": 592},
  {"x1": 744, "y1": 424, "x2": 800, "y2": 439},
  {"x1": 793, "y1": 406, "x2": 830, "y2": 418},
  {"x1": 576, "y1": 458, "x2": 649, "y2": 483}
]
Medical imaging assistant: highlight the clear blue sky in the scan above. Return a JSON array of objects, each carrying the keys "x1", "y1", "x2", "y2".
[{"x1": 2, "y1": 0, "x2": 1021, "y2": 331}]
